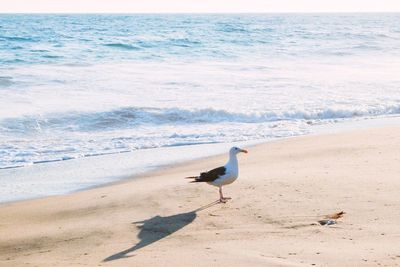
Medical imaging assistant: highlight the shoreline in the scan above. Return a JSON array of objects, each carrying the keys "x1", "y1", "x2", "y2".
[
  {"x1": 1, "y1": 125, "x2": 400, "y2": 266},
  {"x1": 0, "y1": 116, "x2": 400, "y2": 206},
  {"x1": 1, "y1": 115, "x2": 400, "y2": 205},
  {"x1": 0, "y1": 139, "x2": 264, "y2": 205}
]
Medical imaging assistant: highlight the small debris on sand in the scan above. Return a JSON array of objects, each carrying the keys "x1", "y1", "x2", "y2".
[
  {"x1": 318, "y1": 219, "x2": 336, "y2": 226},
  {"x1": 325, "y1": 211, "x2": 346, "y2": 220}
]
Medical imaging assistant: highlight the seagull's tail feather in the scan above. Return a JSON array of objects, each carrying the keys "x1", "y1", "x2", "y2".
[
  {"x1": 185, "y1": 176, "x2": 198, "y2": 179},
  {"x1": 185, "y1": 176, "x2": 201, "y2": 183}
]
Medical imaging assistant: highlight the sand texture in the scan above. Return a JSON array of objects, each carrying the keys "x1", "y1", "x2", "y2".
[{"x1": 1, "y1": 127, "x2": 400, "y2": 266}]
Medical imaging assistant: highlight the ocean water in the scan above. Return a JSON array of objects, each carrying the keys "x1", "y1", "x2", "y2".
[{"x1": 1, "y1": 13, "x2": 400, "y2": 169}]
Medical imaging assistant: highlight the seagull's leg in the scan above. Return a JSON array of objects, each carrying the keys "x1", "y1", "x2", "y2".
[
  {"x1": 219, "y1": 187, "x2": 227, "y2": 203},
  {"x1": 219, "y1": 187, "x2": 231, "y2": 203}
]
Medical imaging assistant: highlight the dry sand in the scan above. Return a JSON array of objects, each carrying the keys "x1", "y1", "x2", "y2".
[{"x1": 1, "y1": 127, "x2": 400, "y2": 266}]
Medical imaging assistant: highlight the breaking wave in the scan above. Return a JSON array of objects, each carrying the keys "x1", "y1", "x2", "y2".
[{"x1": 2, "y1": 105, "x2": 400, "y2": 134}]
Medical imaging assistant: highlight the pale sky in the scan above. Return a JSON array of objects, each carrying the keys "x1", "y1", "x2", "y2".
[{"x1": 1, "y1": 0, "x2": 400, "y2": 13}]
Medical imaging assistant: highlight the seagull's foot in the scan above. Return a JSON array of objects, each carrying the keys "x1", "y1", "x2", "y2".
[{"x1": 219, "y1": 197, "x2": 231, "y2": 203}]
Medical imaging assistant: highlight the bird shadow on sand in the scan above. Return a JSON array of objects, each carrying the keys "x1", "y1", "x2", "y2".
[{"x1": 103, "y1": 200, "x2": 220, "y2": 262}]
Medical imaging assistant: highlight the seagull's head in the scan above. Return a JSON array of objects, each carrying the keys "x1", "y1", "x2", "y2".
[{"x1": 230, "y1": 146, "x2": 248, "y2": 155}]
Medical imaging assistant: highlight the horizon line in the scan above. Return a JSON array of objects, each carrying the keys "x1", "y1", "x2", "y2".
[{"x1": 1, "y1": 11, "x2": 400, "y2": 14}]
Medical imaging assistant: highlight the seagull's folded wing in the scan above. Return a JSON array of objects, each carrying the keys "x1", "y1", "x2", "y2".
[{"x1": 194, "y1": 166, "x2": 226, "y2": 182}]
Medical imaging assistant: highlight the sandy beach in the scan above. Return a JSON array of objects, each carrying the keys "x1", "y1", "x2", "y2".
[{"x1": 1, "y1": 126, "x2": 400, "y2": 266}]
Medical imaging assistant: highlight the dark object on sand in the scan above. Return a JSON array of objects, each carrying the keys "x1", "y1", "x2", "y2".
[
  {"x1": 318, "y1": 211, "x2": 346, "y2": 226},
  {"x1": 318, "y1": 219, "x2": 336, "y2": 226}
]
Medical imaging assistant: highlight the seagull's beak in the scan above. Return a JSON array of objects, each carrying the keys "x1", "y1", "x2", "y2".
[{"x1": 240, "y1": 149, "x2": 248, "y2": 154}]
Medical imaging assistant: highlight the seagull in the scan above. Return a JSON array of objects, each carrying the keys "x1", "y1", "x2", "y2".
[{"x1": 186, "y1": 147, "x2": 248, "y2": 203}]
